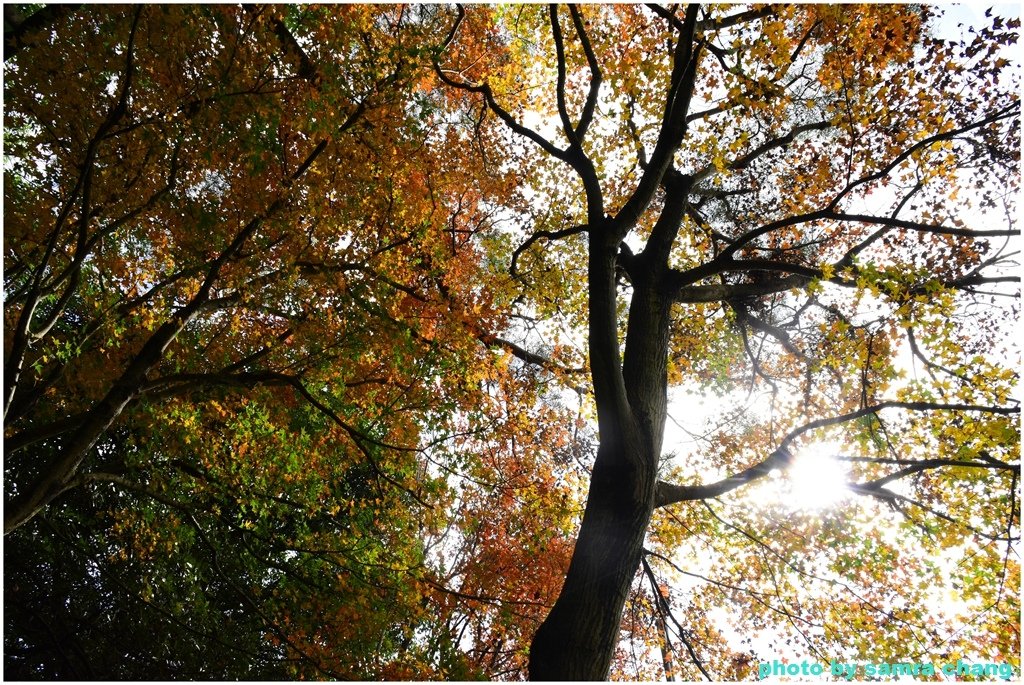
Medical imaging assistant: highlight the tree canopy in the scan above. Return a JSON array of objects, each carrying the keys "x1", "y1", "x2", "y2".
[{"x1": 4, "y1": 3, "x2": 1020, "y2": 681}]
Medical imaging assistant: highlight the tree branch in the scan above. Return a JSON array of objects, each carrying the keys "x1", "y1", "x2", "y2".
[
  {"x1": 568, "y1": 5, "x2": 602, "y2": 141},
  {"x1": 848, "y1": 482, "x2": 1018, "y2": 542},
  {"x1": 4, "y1": 138, "x2": 331, "y2": 536},
  {"x1": 832, "y1": 212, "x2": 1017, "y2": 240},
  {"x1": 655, "y1": 447, "x2": 792, "y2": 507},
  {"x1": 672, "y1": 273, "x2": 811, "y2": 304},
  {"x1": 477, "y1": 334, "x2": 585, "y2": 376},
  {"x1": 509, "y1": 225, "x2": 587, "y2": 278},
  {"x1": 656, "y1": 401, "x2": 1019, "y2": 508},
  {"x1": 548, "y1": 5, "x2": 579, "y2": 148},
  {"x1": 693, "y1": 120, "x2": 831, "y2": 185},
  {"x1": 828, "y1": 102, "x2": 1021, "y2": 211},
  {"x1": 614, "y1": 4, "x2": 701, "y2": 233}
]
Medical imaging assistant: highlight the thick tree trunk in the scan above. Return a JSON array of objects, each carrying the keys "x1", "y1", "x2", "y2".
[
  {"x1": 529, "y1": 228, "x2": 670, "y2": 680},
  {"x1": 528, "y1": 438, "x2": 657, "y2": 680}
]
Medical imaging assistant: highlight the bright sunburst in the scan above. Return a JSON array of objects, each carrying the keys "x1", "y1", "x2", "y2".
[{"x1": 782, "y1": 442, "x2": 851, "y2": 510}]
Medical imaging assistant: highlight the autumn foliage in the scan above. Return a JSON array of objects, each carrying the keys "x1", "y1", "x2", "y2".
[
  {"x1": 4, "y1": 3, "x2": 1020, "y2": 681},
  {"x1": 4, "y1": 5, "x2": 577, "y2": 678}
]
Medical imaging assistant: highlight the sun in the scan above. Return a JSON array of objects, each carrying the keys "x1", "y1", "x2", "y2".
[{"x1": 781, "y1": 441, "x2": 851, "y2": 510}]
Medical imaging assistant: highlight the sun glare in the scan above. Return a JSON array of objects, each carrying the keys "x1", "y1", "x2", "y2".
[{"x1": 783, "y1": 442, "x2": 851, "y2": 510}]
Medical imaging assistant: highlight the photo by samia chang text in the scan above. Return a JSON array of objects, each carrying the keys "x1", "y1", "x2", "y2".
[{"x1": 757, "y1": 658, "x2": 1017, "y2": 680}]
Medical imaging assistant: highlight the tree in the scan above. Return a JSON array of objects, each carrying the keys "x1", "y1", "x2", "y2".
[
  {"x1": 4, "y1": 3, "x2": 1020, "y2": 681},
  {"x1": 4, "y1": 4, "x2": 578, "y2": 678},
  {"x1": 431, "y1": 3, "x2": 1020, "y2": 679}
]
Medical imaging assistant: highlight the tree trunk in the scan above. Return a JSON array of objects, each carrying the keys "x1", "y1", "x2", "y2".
[
  {"x1": 529, "y1": 231, "x2": 670, "y2": 680},
  {"x1": 528, "y1": 439, "x2": 657, "y2": 680}
]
